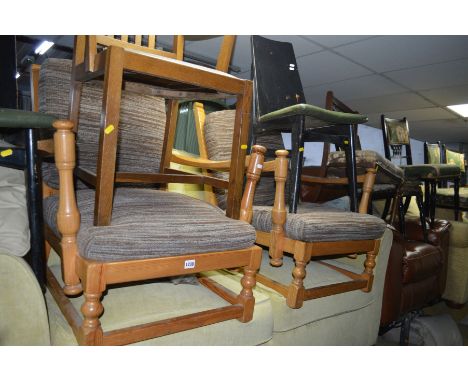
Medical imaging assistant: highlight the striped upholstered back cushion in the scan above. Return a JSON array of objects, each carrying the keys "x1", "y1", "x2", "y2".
[
  {"x1": 38, "y1": 58, "x2": 166, "y2": 175},
  {"x1": 204, "y1": 110, "x2": 283, "y2": 208}
]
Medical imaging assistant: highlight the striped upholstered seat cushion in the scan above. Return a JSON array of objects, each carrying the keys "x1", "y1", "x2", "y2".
[
  {"x1": 252, "y1": 203, "x2": 386, "y2": 242},
  {"x1": 43, "y1": 189, "x2": 256, "y2": 262},
  {"x1": 38, "y1": 58, "x2": 166, "y2": 182},
  {"x1": 327, "y1": 150, "x2": 404, "y2": 184},
  {"x1": 204, "y1": 110, "x2": 285, "y2": 208}
]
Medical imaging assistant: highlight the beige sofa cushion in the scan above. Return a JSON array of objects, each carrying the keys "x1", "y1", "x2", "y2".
[
  {"x1": 46, "y1": 252, "x2": 273, "y2": 345},
  {"x1": 0, "y1": 165, "x2": 29, "y2": 257}
]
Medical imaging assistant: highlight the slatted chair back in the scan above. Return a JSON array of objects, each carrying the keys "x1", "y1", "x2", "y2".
[{"x1": 74, "y1": 35, "x2": 184, "y2": 73}]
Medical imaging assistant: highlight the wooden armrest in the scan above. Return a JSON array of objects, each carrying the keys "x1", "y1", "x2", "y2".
[{"x1": 171, "y1": 150, "x2": 277, "y2": 172}]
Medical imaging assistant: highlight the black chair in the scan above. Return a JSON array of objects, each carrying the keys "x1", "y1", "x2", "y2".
[
  {"x1": 0, "y1": 108, "x2": 57, "y2": 291},
  {"x1": 382, "y1": 116, "x2": 460, "y2": 225},
  {"x1": 250, "y1": 35, "x2": 368, "y2": 214},
  {"x1": 425, "y1": 141, "x2": 466, "y2": 219}
]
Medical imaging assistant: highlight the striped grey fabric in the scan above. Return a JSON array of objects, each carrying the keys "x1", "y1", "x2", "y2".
[
  {"x1": 43, "y1": 189, "x2": 256, "y2": 262},
  {"x1": 38, "y1": 58, "x2": 166, "y2": 178},
  {"x1": 204, "y1": 110, "x2": 282, "y2": 208},
  {"x1": 252, "y1": 203, "x2": 386, "y2": 242},
  {"x1": 41, "y1": 161, "x2": 89, "y2": 190},
  {"x1": 327, "y1": 149, "x2": 404, "y2": 185}
]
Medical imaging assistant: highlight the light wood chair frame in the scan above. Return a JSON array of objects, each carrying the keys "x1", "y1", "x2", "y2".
[
  {"x1": 47, "y1": 119, "x2": 265, "y2": 345},
  {"x1": 189, "y1": 103, "x2": 381, "y2": 309}
]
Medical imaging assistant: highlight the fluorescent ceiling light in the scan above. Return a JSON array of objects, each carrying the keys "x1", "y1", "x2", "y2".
[
  {"x1": 447, "y1": 104, "x2": 468, "y2": 118},
  {"x1": 15, "y1": 72, "x2": 20, "y2": 79},
  {"x1": 34, "y1": 40, "x2": 54, "y2": 55}
]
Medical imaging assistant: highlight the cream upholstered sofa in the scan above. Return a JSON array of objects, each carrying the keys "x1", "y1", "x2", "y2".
[{"x1": 0, "y1": 162, "x2": 393, "y2": 345}]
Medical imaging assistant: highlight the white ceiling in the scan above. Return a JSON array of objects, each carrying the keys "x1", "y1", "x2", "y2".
[
  {"x1": 20, "y1": 35, "x2": 468, "y2": 143},
  {"x1": 186, "y1": 35, "x2": 468, "y2": 143}
]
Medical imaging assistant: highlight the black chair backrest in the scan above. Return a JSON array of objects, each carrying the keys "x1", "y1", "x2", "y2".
[
  {"x1": 251, "y1": 35, "x2": 306, "y2": 125},
  {"x1": 381, "y1": 115, "x2": 413, "y2": 165}
]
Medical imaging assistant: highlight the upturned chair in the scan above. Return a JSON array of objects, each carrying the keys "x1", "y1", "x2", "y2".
[
  {"x1": 250, "y1": 36, "x2": 369, "y2": 214},
  {"x1": 382, "y1": 116, "x2": 461, "y2": 225},
  {"x1": 425, "y1": 141, "x2": 466, "y2": 218},
  {"x1": 69, "y1": 35, "x2": 249, "y2": 225}
]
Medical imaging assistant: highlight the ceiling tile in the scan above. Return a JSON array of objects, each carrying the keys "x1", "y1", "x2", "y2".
[
  {"x1": 265, "y1": 35, "x2": 323, "y2": 56},
  {"x1": 385, "y1": 59, "x2": 468, "y2": 91},
  {"x1": 419, "y1": 84, "x2": 468, "y2": 106},
  {"x1": 297, "y1": 51, "x2": 372, "y2": 87},
  {"x1": 346, "y1": 92, "x2": 434, "y2": 114},
  {"x1": 303, "y1": 74, "x2": 406, "y2": 106},
  {"x1": 335, "y1": 35, "x2": 468, "y2": 73},
  {"x1": 303, "y1": 35, "x2": 377, "y2": 48}
]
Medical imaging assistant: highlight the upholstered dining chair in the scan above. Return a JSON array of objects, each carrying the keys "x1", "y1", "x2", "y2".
[
  {"x1": 382, "y1": 116, "x2": 461, "y2": 225},
  {"x1": 250, "y1": 35, "x2": 369, "y2": 214},
  {"x1": 187, "y1": 102, "x2": 387, "y2": 309},
  {"x1": 322, "y1": 92, "x2": 428, "y2": 241},
  {"x1": 425, "y1": 141, "x2": 466, "y2": 218},
  {"x1": 35, "y1": 53, "x2": 268, "y2": 345},
  {"x1": 69, "y1": 35, "x2": 250, "y2": 225}
]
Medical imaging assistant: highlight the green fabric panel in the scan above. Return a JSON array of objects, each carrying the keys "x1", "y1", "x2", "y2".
[
  {"x1": 259, "y1": 103, "x2": 367, "y2": 126},
  {"x1": 173, "y1": 101, "x2": 228, "y2": 155},
  {"x1": 403, "y1": 164, "x2": 460, "y2": 180},
  {"x1": 0, "y1": 108, "x2": 57, "y2": 129},
  {"x1": 426, "y1": 144, "x2": 441, "y2": 164},
  {"x1": 446, "y1": 149, "x2": 466, "y2": 173},
  {"x1": 385, "y1": 119, "x2": 410, "y2": 145}
]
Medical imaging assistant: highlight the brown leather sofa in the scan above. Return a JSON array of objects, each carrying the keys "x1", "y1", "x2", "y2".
[{"x1": 380, "y1": 218, "x2": 451, "y2": 341}]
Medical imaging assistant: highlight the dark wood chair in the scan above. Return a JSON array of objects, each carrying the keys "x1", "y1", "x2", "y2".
[
  {"x1": 382, "y1": 116, "x2": 461, "y2": 225},
  {"x1": 320, "y1": 92, "x2": 428, "y2": 241},
  {"x1": 70, "y1": 35, "x2": 250, "y2": 225},
  {"x1": 425, "y1": 142, "x2": 467, "y2": 218},
  {"x1": 0, "y1": 108, "x2": 57, "y2": 291},
  {"x1": 250, "y1": 35, "x2": 368, "y2": 214}
]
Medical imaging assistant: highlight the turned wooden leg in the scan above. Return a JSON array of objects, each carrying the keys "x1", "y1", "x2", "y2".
[
  {"x1": 270, "y1": 150, "x2": 288, "y2": 266},
  {"x1": 237, "y1": 247, "x2": 261, "y2": 322},
  {"x1": 361, "y1": 240, "x2": 380, "y2": 292},
  {"x1": 287, "y1": 242, "x2": 310, "y2": 309},
  {"x1": 78, "y1": 263, "x2": 105, "y2": 345}
]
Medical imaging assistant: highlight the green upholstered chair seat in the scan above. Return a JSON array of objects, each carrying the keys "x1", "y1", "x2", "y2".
[
  {"x1": 0, "y1": 108, "x2": 57, "y2": 129},
  {"x1": 436, "y1": 187, "x2": 468, "y2": 209},
  {"x1": 327, "y1": 149, "x2": 404, "y2": 184},
  {"x1": 45, "y1": 251, "x2": 273, "y2": 345},
  {"x1": 252, "y1": 203, "x2": 386, "y2": 242},
  {"x1": 402, "y1": 163, "x2": 460, "y2": 180},
  {"x1": 43, "y1": 189, "x2": 256, "y2": 262},
  {"x1": 258, "y1": 103, "x2": 368, "y2": 128}
]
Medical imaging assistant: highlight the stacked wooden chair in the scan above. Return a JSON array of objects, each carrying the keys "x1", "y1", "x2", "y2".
[{"x1": 36, "y1": 35, "x2": 270, "y2": 345}]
